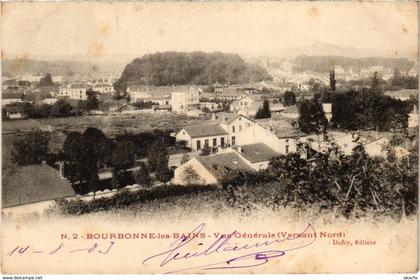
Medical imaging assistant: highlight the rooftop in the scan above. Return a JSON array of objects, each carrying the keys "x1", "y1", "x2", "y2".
[
  {"x1": 2, "y1": 164, "x2": 76, "y2": 208},
  {"x1": 233, "y1": 143, "x2": 280, "y2": 163},
  {"x1": 181, "y1": 123, "x2": 227, "y2": 138},
  {"x1": 255, "y1": 118, "x2": 301, "y2": 138},
  {"x1": 384, "y1": 89, "x2": 418, "y2": 100},
  {"x1": 196, "y1": 152, "x2": 254, "y2": 180}
]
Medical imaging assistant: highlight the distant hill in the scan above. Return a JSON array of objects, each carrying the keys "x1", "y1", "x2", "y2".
[
  {"x1": 114, "y1": 52, "x2": 272, "y2": 93},
  {"x1": 2, "y1": 59, "x2": 124, "y2": 78},
  {"x1": 292, "y1": 56, "x2": 415, "y2": 73}
]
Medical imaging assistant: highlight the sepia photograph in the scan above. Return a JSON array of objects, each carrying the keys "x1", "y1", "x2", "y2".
[{"x1": 1, "y1": 1, "x2": 419, "y2": 276}]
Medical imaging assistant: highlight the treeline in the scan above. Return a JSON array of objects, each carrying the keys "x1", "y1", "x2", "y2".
[
  {"x1": 325, "y1": 90, "x2": 413, "y2": 131},
  {"x1": 114, "y1": 52, "x2": 272, "y2": 92},
  {"x1": 293, "y1": 55, "x2": 415, "y2": 73},
  {"x1": 3, "y1": 96, "x2": 99, "y2": 119}
]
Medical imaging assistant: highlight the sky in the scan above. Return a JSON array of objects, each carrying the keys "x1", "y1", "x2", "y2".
[{"x1": 2, "y1": 2, "x2": 419, "y2": 62}]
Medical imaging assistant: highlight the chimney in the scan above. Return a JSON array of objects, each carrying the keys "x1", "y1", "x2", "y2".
[
  {"x1": 58, "y1": 161, "x2": 65, "y2": 179},
  {"x1": 211, "y1": 112, "x2": 216, "y2": 121}
]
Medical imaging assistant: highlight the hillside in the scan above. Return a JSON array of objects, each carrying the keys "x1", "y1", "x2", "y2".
[
  {"x1": 292, "y1": 55, "x2": 415, "y2": 73},
  {"x1": 114, "y1": 52, "x2": 272, "y2": 92},
  {"x1": 2, "y1": 59, "x2": 124, "y2": 78}
]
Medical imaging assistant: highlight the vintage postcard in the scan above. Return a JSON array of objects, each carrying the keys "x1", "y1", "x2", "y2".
[{"x1": 1, "y1": 1, "x2": 419, "y2": 275}]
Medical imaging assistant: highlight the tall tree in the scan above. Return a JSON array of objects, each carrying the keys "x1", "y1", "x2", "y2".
[
  {"x1": 110, "y1": 140, "x2": 136, "y2": 188},
  {"x1": 371, "y1": 71, "x2": 381, "y2": 94},
  {"x1": 135, "y1": 162, "x2": 152, "y2": 187},
  {"x1": 39, "y1": 73, "x2": 54, "y2": 87},
  {"x1": 329, "y1": 67, "x2": 336, "y2": 92},
  {"x1": 11, "y1": 131, "x2": 49, "y2": 165},
  {"x1": 255, "y1": 100, "x2": 271, "y2": 119},
  {"x1": 283, "y1": 91, "x2": 296, "y2": 106},
  {"x1": 297, "y1": 96, "x2": 328, "y2": 135}
]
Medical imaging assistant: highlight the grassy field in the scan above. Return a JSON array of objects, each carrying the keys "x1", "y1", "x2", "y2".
[{"x1": 3, "y1": 112, "x2": 205, "y2": 136}]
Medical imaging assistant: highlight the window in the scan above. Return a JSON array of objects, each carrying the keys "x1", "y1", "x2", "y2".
[
  {"x1": 232, "y1": 126, "x2": 235, "y2": 133},
  {"x1": 213, "y1": 138, "x2": 217, "y2": 146},
  {"x1": 197, "y1": 140, "x2": 201, "y2": 150},
  {"x1": 285, "y1": 145, "x2": 289, "y2": 154},
  {"x1": 231, "y1": 136, "x2": 236, "y2": 146},
  {"x1": 205, "y1": 139, "x2": 209, "y2": 147},
  {"x1": 239, "y1": 125, "x2": 242, "y2": 131},
  {"x1": 246, "y1": 123, "x2": 251, "y2": 127},
  {"x1": 221, "y1": 137, "x2": 225, "y2": 147}
]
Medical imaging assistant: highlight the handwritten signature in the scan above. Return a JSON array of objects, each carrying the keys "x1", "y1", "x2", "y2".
[{"x1": 144, "y1": 223, "x2": 317, "y2": 273}]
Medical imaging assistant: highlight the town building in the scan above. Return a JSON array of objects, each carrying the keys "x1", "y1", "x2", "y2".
[
  {"x1": 212, "y1": 112, "x2": 255, "y2": 146},
  {"x1": 173, "y1": 152, "x2": 254, "y2": 185},
  {"x1": 171, "y1": 86, "x2": 200, "y2": 114},
  {"x1": 230, "y1": 95, "x2": 262, "y2": 115},
  {"x1": 175, "y1": 123, "x2": 228, "y2": 151},
  {"x1": 58, "y1": 83, "x2": 88, "y2": 100},
  {"x1": 2, "y1": 164, "x2": 76, "y2": 217},
  {"x1": 127, "y1": 85, "x2": 152, "y2": 101},
  {"x1": 225, "y1": 143, "x2": 280, "y2": 171},
  {"x1": 235, "y1": 118, "x2": 301, "y2": 154},
  {"x1": 92, "y1": 82, "x2": 114, "y2": 94}
]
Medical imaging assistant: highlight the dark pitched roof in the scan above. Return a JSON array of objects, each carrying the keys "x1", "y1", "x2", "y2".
[
  {"x1": 283, "y1": 105, "x2": 298, "y2": 114},
  {"x1": 255, "y1": 118, "x2": 302, "y2": 138},
  {"x1": 196, "y1": 152, "x2": 254, "y2": 180},
  {"x1": 2, "y1": 164, "x2": 76, "y2": 208},
  {"x1": 211, "y1": 112, "x2": 241, "y2": 124},
  {"x1": 181, "y1": 123, "x2": 227, "y2": 138},
  {"x1": 233, "y1": 143, "x2": 280, "y2": 163}
]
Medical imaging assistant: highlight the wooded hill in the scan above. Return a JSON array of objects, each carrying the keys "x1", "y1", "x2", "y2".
[{"x1": 114, "y1": 52, "x2": 272, "y2": 93}]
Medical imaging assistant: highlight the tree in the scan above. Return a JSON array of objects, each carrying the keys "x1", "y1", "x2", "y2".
[
  {"x1": 182, "y1": 166, "x2": 203, "y2": 185},
  {"x1": 297, "y1": 96, "x2": 328, "y2": 134},
  {"x1": 255, "y1": 100, "x2": 271, "y2": 119},
  {"x1": 39, "y1": 73, "x2": 54, "y2": 87},
  {"x1": 283, "y1": 91, "x2": 296, "y2": 106},
  {"x1": 110, "y1": 140, "x2": 136, "y2": 188},
  {"x1": 200, "y1": 145, "x2": 211, "y2": 156},
  {"x1": 135, "y1": 162, "x2": 152, "y2": 187},
  {"x1": 63, "y1": 128, "x2": 111, "y2": 198},
  {"x1": 50, "y1": 99, "x2": 74, "y2": 117},
  {"x1": 147, "y1": 138, "x2": 168, "y2": 172},
  {"x1": 11, "y1": 131, "x2": 49, "y2": 165},
  {"x1": 329, "y1": 67, "x2": 336, "y2": 92},
  {"x1": 155, "y1": 151, "x2": 172, "y2": 183},
  {"x1": 371, "y1": 71, "x2": 381, "y2": 94}
]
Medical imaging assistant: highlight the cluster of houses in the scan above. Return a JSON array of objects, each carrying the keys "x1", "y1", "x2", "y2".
[{"x1": 170, "y1": 104, "x2": 414, "y2": 186}]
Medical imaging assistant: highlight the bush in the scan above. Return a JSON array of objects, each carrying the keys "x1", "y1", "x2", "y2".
[{"x1": 57, "y1": 184, "x2": 217, "y2": 215}]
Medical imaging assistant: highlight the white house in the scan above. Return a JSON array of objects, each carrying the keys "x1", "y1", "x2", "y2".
[
  {"x1": 235, "y1": 118, "x2": 301, "y2": 154},
  {"x1": 92, "y1": 82, "x2": 114, "y2": 94},
  {"x1": 175, "y1": 123, "x2": 228, "y2": 151},
  {"x1": 171, "y1": 87, "x2": 200, "y2": 114},
  {"x1": 230, "y1": 95, "x2": 261, "y2": 114},
  {"x1": 127, "y1": 85, "x2": 152, "y2": 102},
  {"x1": 211, "y1": 112, "x2": 255, "y2": 146},
  {"x1": 173, "y1": 152, "x2": 254, "y2": 185},
  {"x1": 58, "y1": 83, "x2": 87, "y2": 100}
]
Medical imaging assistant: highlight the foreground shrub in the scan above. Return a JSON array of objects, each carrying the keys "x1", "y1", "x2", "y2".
[{"x1": 57, "y1": 184, "x2": 216, "y2": 215}]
